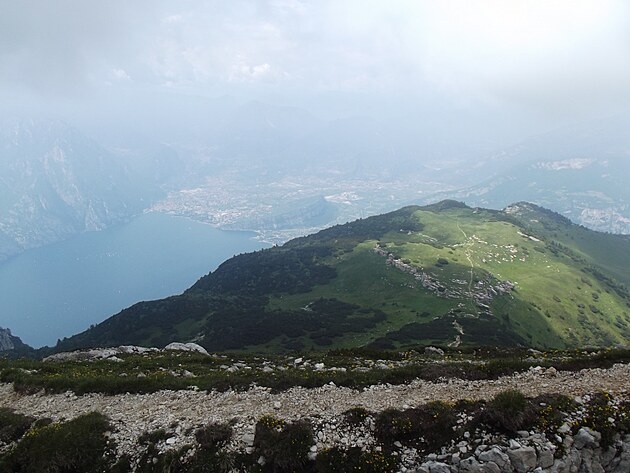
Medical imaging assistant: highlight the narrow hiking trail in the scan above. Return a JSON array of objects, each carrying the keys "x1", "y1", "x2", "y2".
[{"x1": 455, "y1": 219, "x2": 476, "y2": 302}]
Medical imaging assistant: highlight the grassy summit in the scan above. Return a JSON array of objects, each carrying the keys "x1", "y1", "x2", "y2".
[{"x1": 56, "y1": 201, "x2": 630, "y2": 352}]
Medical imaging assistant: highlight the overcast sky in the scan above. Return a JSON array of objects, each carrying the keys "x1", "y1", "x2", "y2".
[{"x1": 2, "y1": 0, "x2": 630, "y2": 130}]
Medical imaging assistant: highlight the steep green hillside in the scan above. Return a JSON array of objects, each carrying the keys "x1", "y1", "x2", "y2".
[{"x1": 56, "y1": 201, "x2": 630, "y2": 352}]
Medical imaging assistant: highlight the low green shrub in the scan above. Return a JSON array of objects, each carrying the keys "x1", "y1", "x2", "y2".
[
  {"x1": 315, "y1": 447, "x2": 397, "y2": 473},
  {"x1": 195, "y1": 422, "x2": 232, "y2": 449},
  {"x1": 342, "y1": 407, "x2": 371, "y2": 426},
  {"x1": 254, "y1": 415, "x2": 313, "y2": 472},
  {"x1": 419, "y1": 401, "x2": 460, "y2": 451},
  {"x1": 315, "y1": 447, "x2": 346, "y2": 472},
  {"x1": 375, "y1": 401, "x2": 458, "y2": 451},
  {"x1": 0, "y1": 412, "x2": 112, "y2": 473},
  {"x1": 375, "y1": 408, "x2": 416, "y2": 444},
  {"x1": 480, "y1": 389, "x2": 537, "y2": 434},
  {"x1": 575, "y1": 392, "x2": 630, "y2": 448},
  {"x1": 533, "y1": 393, "x2": 576, "y2": 436},
  {"x1": 179, "y1": 422, "x2": 235, "y2": 473},
  {"x1": 138, "y1": 428, "x2": 168, "y2": 444},
  {"x1": 0, "y1": 408, "x2": 35, "y2": 444},
  {"x1": 134, "y1": 445, "x2": 192, "y2": 473}
]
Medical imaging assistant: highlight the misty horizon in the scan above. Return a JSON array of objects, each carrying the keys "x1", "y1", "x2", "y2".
[{"x1": 3, "y1": 1, "x2": 630, "y2": 143}]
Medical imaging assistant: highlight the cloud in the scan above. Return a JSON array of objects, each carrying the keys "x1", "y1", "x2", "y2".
[
  {"x1": 0, "y1": 0, "x2": 132, "y2": 97},
  {"x1": 111, "y1": 69, "x2": 131, "y2": 81},
  {"x1": 414, "y1": 0, "x2": 630, "y2": 113},
  {"x1": 1, "y1": 0, "x2": 629, "y2": 121},
  {"x1": 230, "y1": 63, "x2": 273, "y2": 82}
]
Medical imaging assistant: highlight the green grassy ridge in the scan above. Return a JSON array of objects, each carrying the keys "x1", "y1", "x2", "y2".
[
  {"x1": 504, "y1": 202, "x2": 630, "y2": 285},
  {"x1": 53, "y1": 201, "x2": 630, "y2": 353}
]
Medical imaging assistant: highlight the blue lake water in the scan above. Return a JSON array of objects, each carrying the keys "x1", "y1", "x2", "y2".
[{"x1": 0, "y1": 213, "x2": 267, "y2": 347}]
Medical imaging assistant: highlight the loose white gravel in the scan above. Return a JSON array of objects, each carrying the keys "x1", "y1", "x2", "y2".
[{"x1": 1, "y1": 363, "x2": 629, "y2": 458}]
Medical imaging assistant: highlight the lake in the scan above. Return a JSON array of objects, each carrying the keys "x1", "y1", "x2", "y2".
[{"x1": 0, "y1": 212, "x2": 267, "y2": 347}]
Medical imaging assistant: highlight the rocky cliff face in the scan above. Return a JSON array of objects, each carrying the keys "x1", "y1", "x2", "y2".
[
  {"x1": 0, "y1": 118, "x2": 146, "y2": 261},
  {"x1": 0, "y1": 327, "x2": 32, "y2": 354},
  {"x1": 0, "y1": 328, "x2": 15, "y2": 351},
  {"x1": 579, "y1": 207, "x2": 630, "y2": 235}
]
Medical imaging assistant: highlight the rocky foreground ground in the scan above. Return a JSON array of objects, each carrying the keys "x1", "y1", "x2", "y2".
[{"x1": 1, "y1": 362, "x2": 630, "y2": 472}]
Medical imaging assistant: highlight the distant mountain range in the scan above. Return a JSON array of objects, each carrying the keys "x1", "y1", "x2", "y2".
[
  {"x1": 56, "y1": 201, "x2": 630, "y2": 353},
  {"x1": 435, "y1": 116, "x2": 630, "y2": 234},
  {"x1": 0, "y1": 118, "x2": 144, "y2": 261},
  {"x1": 3, "y1": 108, "x2": 630, "y2": 266},
  {"x1": 439, "y1": 156, "x2": 630, "y2": 234},
  {"x1": 0, "y1": 117, "x2": 188, "y2": 262}
]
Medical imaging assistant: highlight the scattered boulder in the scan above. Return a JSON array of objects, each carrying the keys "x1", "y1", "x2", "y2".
[
  {"x1": 44, "y1": 348, "x2": 120, "y2": 362},
  {"x1": 478, "y1": 447, "x2": 511, "y2": 470},
  {"x1": 164, "y1": 342, "x2": 209, "y2": 355},
  {"x1": 507, "y1": 446, "x2": 537, "y2": 473},
  {"x1": 117, "y1": 345, "x2": 158, "y2": 354},
  {"x1": 424, "y1": 346, "x2": 445, "y2": 356},
  {"x1": 574, "y1": 427, "x2": 600, "y2": 450},
  {"x1": 419, "y1": 460, "x2": 451, "y2": 473}
]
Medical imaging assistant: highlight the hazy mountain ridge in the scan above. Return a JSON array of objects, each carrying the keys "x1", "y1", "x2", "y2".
[
  {"x1": 55, "y1": 201, "x2": 630, "y2": 353},
  {"x1": 435, "y1": 117, "x2": 630, "y2": 234},
  {"x1": 0, "y1": 118, "x2": 154, "y2": 261},
  {"x1": 442, "y1": 157, "x2": 630, "y2": 234},
  {"x1": 4, "y1": 107, "x2": 629, "y2": 266},
  {"x1": 142, "y1": 106, "x2": 630, "y2": 245}
]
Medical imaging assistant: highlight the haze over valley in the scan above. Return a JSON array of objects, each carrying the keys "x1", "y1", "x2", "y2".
[{"x1": 2, "y1": 0, "x2": 630, "y2": 348}]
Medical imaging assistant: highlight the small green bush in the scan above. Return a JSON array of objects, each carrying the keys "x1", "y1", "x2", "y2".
[
  {"x1": 177, "y1": 422, "x2": 235, "y2": 473},
  {"x1": 0, "y1": 412, "x2": 112, "y2": 473},
  {"x1": 138, "y1": 428, "x2": 168, "y2": 444},
  {"x1": 134, "y1": 445, "x2": 192, "y2": 473},
  {"x1": 419, "y1": 401, "x2": 459, "y2": 451},
  {"x1": 375, "y1": 408, "x2": 415, "y2": 444},
  {"x1": 493, "y1": 389, "x2": 527, "y2": 411},
  {"x1": 0, "y1": 408, "x2": 35, "y2": 444},
  {"x1": 254, "y1": 416, "x2": 313, "y2": 472},
  {"x1": 353, "y1": 449, "x2": 397, "y2": 473},
  {"x1": 195, "y1": 422, "x2": 232, "y2": 449},
  {"x1": 315, "y1": 447, "x2": 347, "y2": 472},
  {"x1": 575, "y1": 392, "x2": 630, "y2": 448},
  {"x1": 375, "y1": 401, "x2": 458, "y2": 451},
  {"x1": 533, "y1": 394, "x2": 576, "y2": 436},
  {"x1": 480, "y1": 389, "x2": 537, "y2": 434},
  {"x1": 136, "y1": 424, "x2": 234, "y2": 473},
  {"x1": 343, "y1": 407, "x2": 371, "y2": 426},
  {"x1": 316, "y1": 447, "x2": 397, "y2": 473}
]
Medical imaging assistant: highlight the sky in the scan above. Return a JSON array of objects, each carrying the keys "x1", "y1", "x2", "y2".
[{"x1": 2, "y1": 0, "x2": 630, "y2": 133}]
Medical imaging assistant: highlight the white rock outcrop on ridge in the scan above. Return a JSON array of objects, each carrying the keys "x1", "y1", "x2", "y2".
[
  {"x1": 42, "y1": 343, "x2": 205, "y2": 362},
  {"x1": 164, "y1": 342, "x2": 209, "y2": 355}
]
